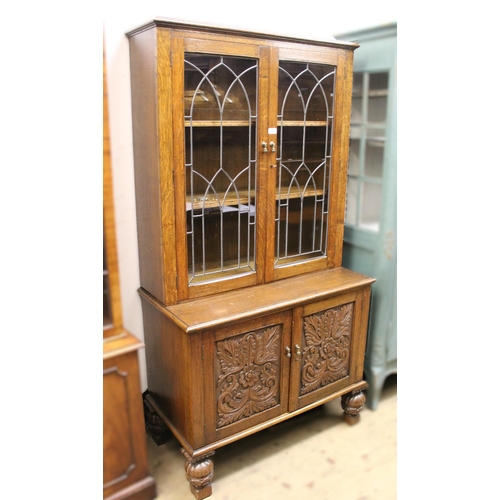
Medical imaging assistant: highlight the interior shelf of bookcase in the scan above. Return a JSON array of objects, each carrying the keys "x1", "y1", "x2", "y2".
[
  {"x1": 184, "y1": 120, "x2": 330, "y2": 127},
  {"x1": 186, "y1": 185, "x2": 326, "y2": 211}
]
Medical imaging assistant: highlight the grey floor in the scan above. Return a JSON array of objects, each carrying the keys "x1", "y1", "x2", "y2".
[{"x1": 147, "y1": 376, "x2": 397, "y2": 500}]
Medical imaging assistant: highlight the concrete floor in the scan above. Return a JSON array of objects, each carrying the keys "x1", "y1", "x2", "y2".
[{"x1": 146, "y1": 376, "x2": 397, "y2": 500}]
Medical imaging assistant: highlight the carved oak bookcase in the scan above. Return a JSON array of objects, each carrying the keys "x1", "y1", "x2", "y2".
[{"x1": 127, "y1": 18, "x2": 375, "y2": 499}]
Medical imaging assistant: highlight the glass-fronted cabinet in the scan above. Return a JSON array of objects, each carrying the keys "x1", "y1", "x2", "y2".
[{"x1": 129, "y1": 24, "x2": 355, "y2": 305}]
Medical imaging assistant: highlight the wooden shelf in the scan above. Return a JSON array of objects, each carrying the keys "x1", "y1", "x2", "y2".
[
  {"x1": 184, "y1": 120, "x2": 329, "y2": 127},
  {"x1": 186, "y1": 186, "x2": 326, "y2": 211},
  {"x1": 187, "y1": 190, "x2": 256, "y2": 210},
  {"x1": 279, "y1": 121, "x2": 329, "y2": 127},
  {"x1": 185, "y1": 120, "x2": 254, "y2": 127},
  {"x1": 275, "y1": 185, "x2": 326, "y2": 200}
]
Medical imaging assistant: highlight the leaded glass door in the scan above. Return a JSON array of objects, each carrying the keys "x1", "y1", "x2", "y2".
[
  {"x1": 267, "y1": 53, "x2": 348, "y2": 281},
  {"x1": 175, "y1": 41, "x2": 352, "y2": 299},
  {"x1": 274, "y1": 61, "x2": 336, "y2": 267},
  {"x1": 184, "y1": 53, "x2": 259, "y2": 287}
]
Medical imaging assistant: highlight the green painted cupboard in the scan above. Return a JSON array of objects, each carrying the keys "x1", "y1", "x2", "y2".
[{"x1": 335, "y1": 23, "x2": 397, "y2": 409}]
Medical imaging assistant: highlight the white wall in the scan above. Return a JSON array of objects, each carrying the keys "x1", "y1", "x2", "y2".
[{"x1": 103, "y1": 1, "x2": 397, "y2": 391}]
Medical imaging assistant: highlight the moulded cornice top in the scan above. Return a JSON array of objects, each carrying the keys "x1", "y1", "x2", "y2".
[{"x1": 126, "y1": 17, "x2": 360, "y2": 50}]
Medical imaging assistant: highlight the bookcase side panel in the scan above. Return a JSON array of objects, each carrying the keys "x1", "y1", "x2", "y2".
[{"x1": 129, "y1": 29, "x2": 165, "y2": 303}]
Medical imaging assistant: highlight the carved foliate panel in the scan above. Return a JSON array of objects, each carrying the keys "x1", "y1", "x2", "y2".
[
  {"x1": 215, "y1": 325, "x2": 281, "y2": 428},
  {"x1": 300, "y1": 303, "x2": 353, "y2": 395}
]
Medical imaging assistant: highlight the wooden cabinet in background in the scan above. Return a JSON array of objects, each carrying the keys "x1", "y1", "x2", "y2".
[
  {"x1": 103, "y1": 337, "x2": 156, "y2": 500},
  {"x1": 127, "y1": 18, "x2": 375, "y2": 499},
  {"x1": 103, "y1": 44, "x2": 156, "y2": 500}
]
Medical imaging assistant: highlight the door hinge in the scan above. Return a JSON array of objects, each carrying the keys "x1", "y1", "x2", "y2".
[{"x1": 202, "y1": 343, "x2": 205, "y2": 361}]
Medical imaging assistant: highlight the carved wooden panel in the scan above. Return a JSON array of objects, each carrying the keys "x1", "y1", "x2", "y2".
[
  {"x1": 300, "y1": 302, "x2": 353, "y2": 396},
  {"x1": 215, "y1": 325, "x2": 281, "y2": 428}
]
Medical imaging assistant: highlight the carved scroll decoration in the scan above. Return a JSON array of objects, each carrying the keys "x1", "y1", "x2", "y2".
[
  {"x1": 216, "y1": 326, "x2": 280, "y2": 428},
  {"x1": 300, "y1": 303, "x2": 353, "y2": 395}
]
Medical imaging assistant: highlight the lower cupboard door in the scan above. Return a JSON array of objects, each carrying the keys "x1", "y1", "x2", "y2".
[
  {"x1": 203, "y1": 311, "x2": 292, "y2": 443},
  {"x1": 289, "y1": 288, "x2": 370, "y2": 411}
]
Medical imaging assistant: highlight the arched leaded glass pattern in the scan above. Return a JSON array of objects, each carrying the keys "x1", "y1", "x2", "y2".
[
  {"x1": 184, "y1": 54, "x2": 258, "y2": 284},
  {"x1": 275, "y1": 62, "x2": 336, "y2": 267}
]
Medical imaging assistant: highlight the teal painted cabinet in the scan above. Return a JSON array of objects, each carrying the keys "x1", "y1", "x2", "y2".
[{"x1": 336, "y1": 23, "x2": 397, "y2": 409}]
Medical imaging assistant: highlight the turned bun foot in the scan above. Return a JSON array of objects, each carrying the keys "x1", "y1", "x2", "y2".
[
  {"x1": 182, "y1": 449, "x2": 215, "y2": 499},
  {"x1": 341, "y1": 389, "x2": 366, "y2": 425}
]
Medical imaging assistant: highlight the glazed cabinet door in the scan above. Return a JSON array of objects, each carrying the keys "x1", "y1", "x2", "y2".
[
  {"x1": 169, "y1": 35, "x2": 353, "y2": 300},
  {"x1": 289, "y1": 287, "x2": 370, "y2": 411},
  {"x1": 265, "y1": 46, "x2": 353, "y2": 282},
  {"x1": 202, "y1": 312, "x2": 292, "y2": 443},
  {"x1": 171, "y1": 34, "x2": 271, "y2": 301}
]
